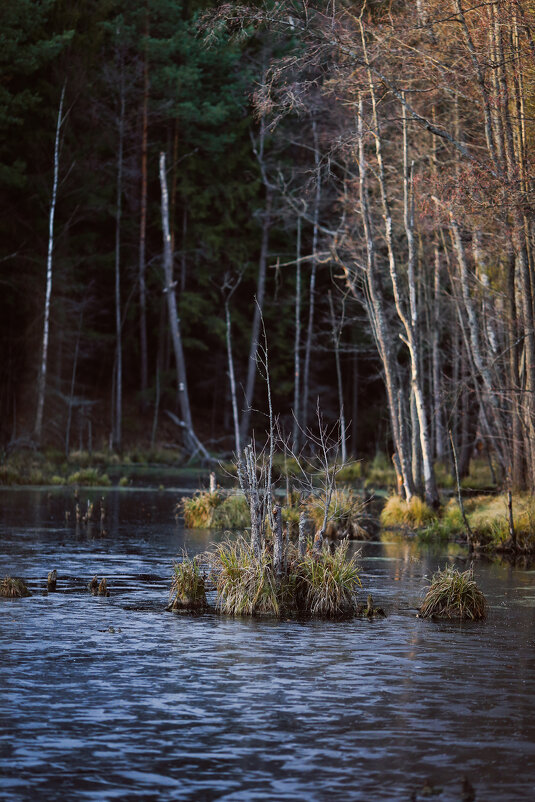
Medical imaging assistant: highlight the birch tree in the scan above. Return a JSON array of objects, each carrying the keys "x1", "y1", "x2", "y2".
[{"x1": 34, "y1": 82, "x2": 66, "y2": 445}]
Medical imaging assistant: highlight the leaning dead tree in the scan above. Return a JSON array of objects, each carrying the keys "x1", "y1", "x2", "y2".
[
  {"x1": 159, "y1": 152, "x2": 211, "y2": 461},
  {"x1": 34, "y1": 82, "x2": 66, "y2": 444}
]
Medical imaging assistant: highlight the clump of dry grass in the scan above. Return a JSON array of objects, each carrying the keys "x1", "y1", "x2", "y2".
[
  {"x1": 169, "y1": 555, "x2": 207, "y2": 611},
  {"x1": 464, "y1": 494, "x2": 535, "y2": 550},
  {"x1": 181, "y1": 491, "x2": 221, "y2": 528},
  {"x1": 419, "y1": 565, "x2": 487, "y2": 620},
  {"x1": 0, "y1": 577, "x2": 31, "y2": 597},
  {"x1": 380, "y1": 495, "x2": 437, "y2": 529},
  {"x1": 181, "y1": 491, "x2": 250, "y2": 529},
  {"x1": 306, "y1": 488, "x2": 367, "y2": 539},
  {"x1": 203, "y1": 536, "x2": 363, "y2": 618}
]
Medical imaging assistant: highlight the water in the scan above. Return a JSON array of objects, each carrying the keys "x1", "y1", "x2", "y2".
[{"x1": 1, "y1": 489, "x2": 535, "y2": 800}]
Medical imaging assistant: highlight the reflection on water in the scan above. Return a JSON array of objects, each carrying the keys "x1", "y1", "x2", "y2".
[{"x1": 1, "y1": 489, "x2": 535, "y2": 801}]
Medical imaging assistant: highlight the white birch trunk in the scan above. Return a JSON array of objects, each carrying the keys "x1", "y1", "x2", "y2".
[
  {"x1": 159, "y1": 152, "x2": 210, "y2": 461},
  {"x1": 34, "y1": 83, "x2": 65, "y2": 444}
]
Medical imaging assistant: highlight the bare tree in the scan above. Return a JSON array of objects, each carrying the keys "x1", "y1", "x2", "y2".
[{"x1": 34, "y1": 82, "x2": 66, "y2": 444}]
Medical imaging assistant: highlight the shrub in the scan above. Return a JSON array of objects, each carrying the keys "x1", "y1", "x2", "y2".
[
  {"x1": 118, "y1": 476, "x2": 129, "y2": 487},
  {"x1": 419, "y1": 565, "x2": 487, "y2": 620},
  {"x1": 0, "y1": 577, "x2": 31, "y2": 597},
  {"x1": 169, "y1": 556, "x2": 207, "y2": 610},
  {"x1": 380, "y1": 495, "x2": 437, "y2": 529}
]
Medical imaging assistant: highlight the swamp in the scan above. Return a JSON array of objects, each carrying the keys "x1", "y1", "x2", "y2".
[
  {"x1": 5, "y1": 0, "x2": 535, "y2": 798},
  {"x1": 2, "y1": 485, "x2": 535, "y2": 800}
]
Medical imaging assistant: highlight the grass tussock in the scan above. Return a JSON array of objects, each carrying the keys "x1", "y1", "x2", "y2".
[
  {"x1": 463, "y1": 493, "x2": 535, "y2": 550},
  {"x1": 380, "y1": 495, "x2": 437, "y2": 530},
  {"x1": 67, "y1": 468, "x2": 111, "y2": 486},
  {"x1": 182, "y1": 491, "x2": 221, "y2": 527},
  {"x1": 204, "y1": 536, "x2": 362, "y2": 618},
  {"x1": 0, "y1": 576, "x2": 31, "y2": 597},
  {"x1": 306, "y1": 488, "x2": 367, "y2": 539},
  {"x1": 418, "y1": 499, "x2": 465, "y2": 541},
  {"x1": 170, "y1": 556, "x2": 207, "y2": 610},
  {"x1": 181, "y1": 491, "x2": 250, "y2": 529},
  {"x1": 420, "y1": 565, "x2": 487, "y2": 620},
  {"x1": 212, "y1": 494, "x2": 250, "y2": 529}
]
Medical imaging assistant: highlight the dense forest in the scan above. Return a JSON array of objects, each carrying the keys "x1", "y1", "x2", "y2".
[{"x1": 3, "y1": 0, "x2": 535, "y2": 498}]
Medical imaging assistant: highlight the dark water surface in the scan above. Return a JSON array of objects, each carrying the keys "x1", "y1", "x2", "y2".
[{"x1": 1, "y1": 489, "x2": 535, "y2": 801}]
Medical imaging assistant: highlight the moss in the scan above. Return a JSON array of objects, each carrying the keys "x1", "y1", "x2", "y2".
[{"x1": 419, "y1": 565, "x2": 487, "y2": 620}]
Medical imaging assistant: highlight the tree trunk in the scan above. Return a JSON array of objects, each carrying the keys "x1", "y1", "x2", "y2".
[
  {"x1": 113, "y1": 67, "x2": 125, "y2": 452},
  {"x1": 239, "y1": 189, "x2": 272, "y2": 444},
  {"x1": 35, "y1": 82, "x2": 65, "y2": 444},
  {"x1": 292, "y1": 215, "x2": 302, "y2": 451},
  {"x1": 225, "y1": 297, "x2": 241, "y2": 455},
  {"x1": 302, "y1": 119, "x2": 321, "y2": 435},
  {"x1": 159, "y1": 151, "x2": 209, "y2": 460},
  {"x1": 138, "y1": 34, "x2": 149, "y2": 406},
  {"x1": 328, "y1": 290, "x2": 347, "y2": 464}
]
